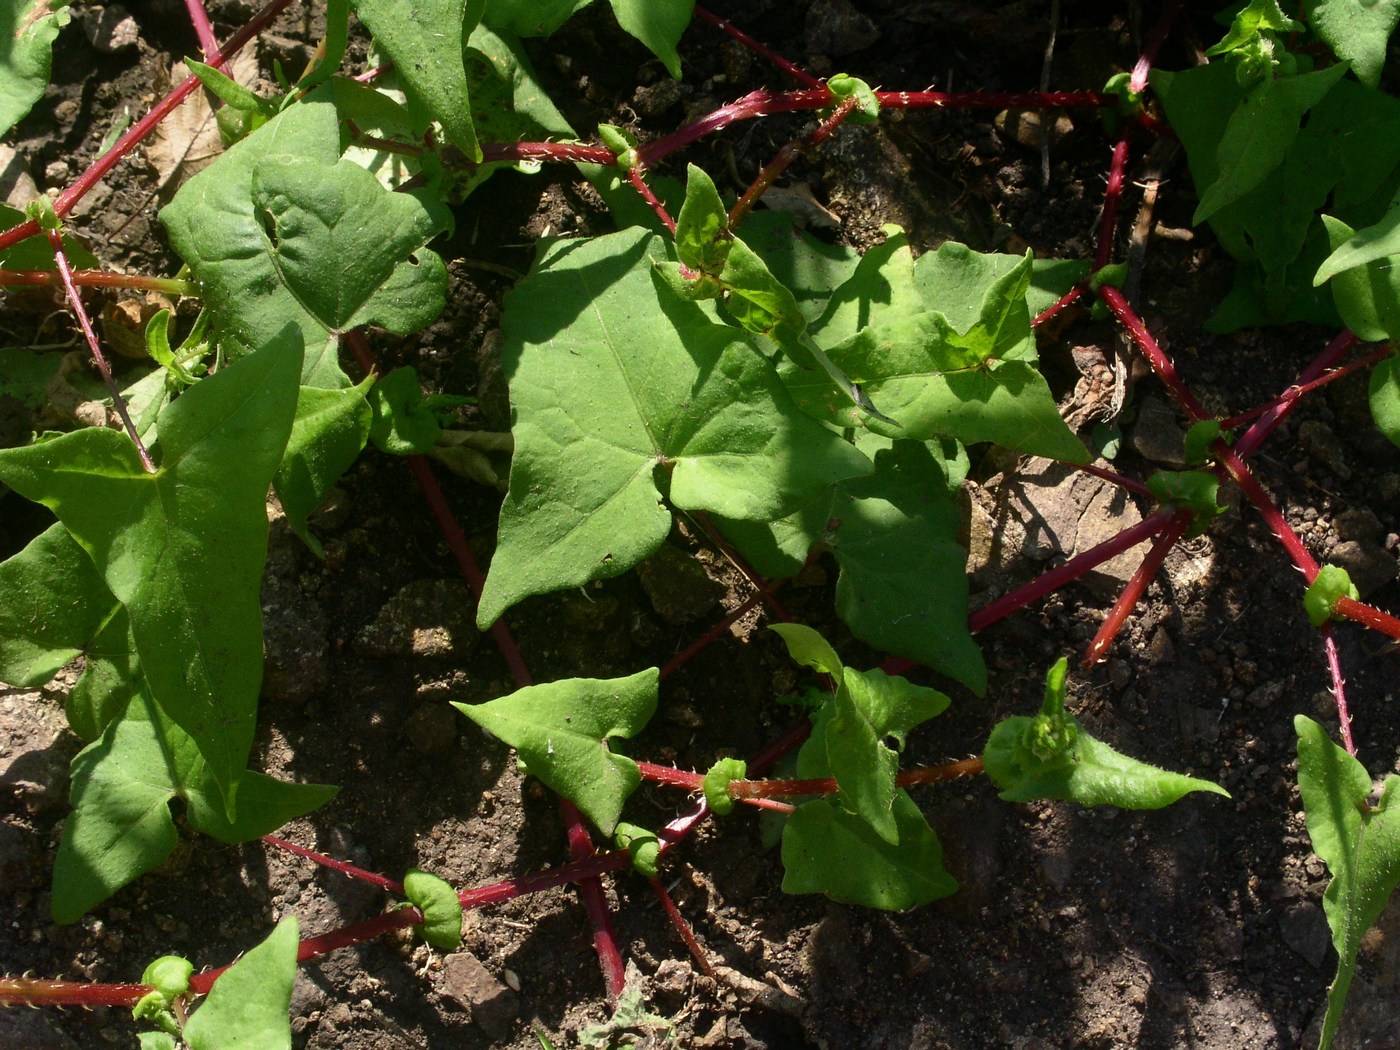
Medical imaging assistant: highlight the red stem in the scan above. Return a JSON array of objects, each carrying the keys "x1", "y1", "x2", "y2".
[
  {"x1": 660, "y1": 589, "x2": 766, "y2": 679},
  {"x1": 967, "y1": 508, "x2": 1177, "y2": 635},
  {"x1": 1066, "y1": 459, "x2": 1154, "y2": 499},
  {"x1": 1223, "y1": 344, "x2": 1387, "y2": 434},
  {"x1": 0, "y1": 268, "x2": 197, "y2": 294},
  {"x1": 183, "y1": 0, "x2": 220, "y2": 60},
  {"x1": 0, "y1": 977, "x2": 152, "y2": 1009},
  {"x1": 262, "y1": 834, "x2": 403, "y2": 892},
  {"x1": 1095, "y1": 134, "x2": 1132, "y2": 271},
  {"x1": 627, "y1": 167, "x2": 676, "y2": 234},
  {"x1": 1335, "y1": 596, "x2": 1400, "y2": 641},
  {"x1": 729, "y1": 96, "x2": 859, "y2": 227},
  {"x1": 693, "y1": 6, "x2": 822, "y2": 88},
  {"x1": 561, "y1": 797, "x2": 627, "y2": 1003},
  {"x1": 1032, "y1": 285, "x2": 1084, "y2": 328},
  {"x1": 694, "y1": 512, "x2": 793, "y2": 622},
  {"x1": 45, "y1": 230, "x2": 156, "y2": 473},
  {"x1": 1098, "y1": 284, "x2": 1210, "y2": 421},
  {"x1": 1321, "y1": 625, "x2": 1356, "y2": 755},
  {"x1": 1231, "y1": 332, "x2": 1364, "y2": 457},
  {"x1": 648, "y1": 875, "x2": 716, "y2": 976},
  {"x1": 1082, "y1": 510, "x2": 1192, "y2": 667},
  {"x1": 0, "y1": 0, "x2": 296, "y2": 255}
]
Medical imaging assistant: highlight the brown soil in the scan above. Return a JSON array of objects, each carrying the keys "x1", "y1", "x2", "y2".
[{"x1": 3, "y1": 2, "x2": 1400, "y2": 1049}]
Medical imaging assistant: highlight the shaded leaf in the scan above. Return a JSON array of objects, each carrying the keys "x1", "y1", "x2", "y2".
[
  {"x1": 275, "y1": 380, "x2": 374, "y2": 555},
  {"x1": 1305, "y1": 0, "x2": 1400, "y2": 88},
  {"x1": 1296, "y1": 715, "x2": 1400, "y2": 1050},
  {"x1": 0, "y1": 0, "x2": 71, "y2": 136}
]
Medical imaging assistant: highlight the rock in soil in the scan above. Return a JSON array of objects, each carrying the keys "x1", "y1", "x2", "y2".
[
  {"x1": 355, "y1": 579, "x2": 480, "y2": 659},
  {"x1": 439, "y1": 951, "x2": 518, "y2": 1039}
]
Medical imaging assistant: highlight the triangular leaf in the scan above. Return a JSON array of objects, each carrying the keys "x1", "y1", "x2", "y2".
[
  {"x1": 52, "y1": 693, "x2": 336, "y2": 922},
  {"x1": 452, "y1": 669, "x2": 658, "y2": 834},
  {"x1": 184, "y1": 915, "x2": 299, "y2": 1050},
  {"x1": 477, "y1": 228, "x2": 871, "y2": 625},
  {"x1": 0, "y1": 330, "x2": 304, "y2": 813}
]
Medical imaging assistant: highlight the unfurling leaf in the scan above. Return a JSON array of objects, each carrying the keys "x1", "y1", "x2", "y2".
[{"x1": 404, "y1": 868, "x2": 463, "y2": 950}]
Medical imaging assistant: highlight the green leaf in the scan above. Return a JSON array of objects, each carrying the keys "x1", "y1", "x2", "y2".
[
  {"x1": 350, "y1": 0, "x2": 485, "y2": 161},
  {"x1": 1305, "y1": 0, "x2": 1400, "y2": 88},
  {"x1": 184, "y1": 915, "x2": 299, "y2": 1050},
  {"x1": 1207, "y1": 0, "x2": 1302, "y2": 56},
  {"x1": 483, "y1": 0, "x2": 693, "y2": 77},
  {"x1": 781, "y1": 791, "x2": 958, "y2": 910},
  {"x1": 787, "y1": 248, "x2": 1087, "y2": 462},
  {"x1": 141, "y1": 956, "x2": 193, "y2": 999},
  {"x1": 984, "y1": 658, "x2": 1229, "y2": 808},
  {"x1": 452, "y1": 669, "x2": 658, "y2": 835},
  {"x1": 734, "y1": 210, "x2": 861, "y2": 322},
  {"x1": 769, "y1": 623, "x2": 845, "y2": 679},
  {"x1": 608, "y1": 0, "x2": 695, "y2": 79},
  {"x1": 826, "y1": 74, "x2": 880, "y2": 124},
  {"x1": 1192, "y1": 64, "x2": 1348, "y2": 225},
  {"x1": 1145, "y1": 470, "x2": 1226, "y2": 537},
  {"x1": 275, "y1": 380, "x2": 374, "y2": 555},
  {"x1": 729, "y1": 440, "x2": 985, "y2": 694},
  {"x1": 477, "y1": 228, "x2": 871, "y2": 625},
  {"x1": 1183, "y1": 419, "x2": 1224, "y2": 465},
  {"x1": 0, "y1": 330, "x2": 303, "y2": 814},
  {"x1": 674, "y1": 164, "x2": 731, "y2": 277},
  {"x1": 826, "y1": 668, "x2": 949, "y2": 843},
  {"x1": 1297, "y1": 715, "x2": 1400, "y2": 1050},
  {"x1": 66, "y1": 613, "x2": 141, "y2": 741},
  {"x1": 913, "y1": 240, "x2": 1089, "y2": 329},
  {"x1": 0, "y1": 0, "x2": 70, "y2": 136},
  {"x1": 614, "y1": 822, "x2": 660, "y2": 876},
  {"x1": 0, "y1": 523, "x2": 120, "y2": 687},
  {"x1": 367, "y1": 366, "x2": 469, "y2": 455},
  {"x1": 1304, "y1": 564, "x2": 1360, "y2": 627},
  {"x1": 1316, "y1": 211, "x2": 1400, "y2": 355},
  {"x1": 403, "y1": 868, "x2": 463, "y2": 950},
  {"x1": 53, "y1": 693, "x2": 336, "y2": 922},
  {"x1": 702, "y1": 757, "x2": 747, "y2": 816},
  {"x1": 160, "y1": 92, "x2": 448, "y2": 388},
  {"x1": 138, "y1": 1032, "x2": 179, "y2": 1050},
  {"x1": 1372, "y1": 356, "x2": 1400, "y2": 452}
]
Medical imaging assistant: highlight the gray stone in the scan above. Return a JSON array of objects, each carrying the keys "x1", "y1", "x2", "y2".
[
  {"x1": 440, "y1": 952, "x2": 518, "y2": 1039},
  {"x1": 1246, "y1": 680, "x2": 1287, "y2": 710},
  {"x1": 1280, "y1": 900, "x2": 1331, "y2": 968},
  {"x1": 1334, "y1": 507, "x2": 1384, "y2": 543},
  {"x1": 1129, "y1": 395, "x2": 1186, "y2": 467},
  {"x1": 635, "y1": 543, "x2": 724, "y2": 625},
  {"x1": 1329, "y1": 539, "x2": 1397, "y2": 599},
  {"x1": 984, "y1": 458, "x2": 1148, "y2": 591},
  {"x1": 804, "y1": 0, "x2": 879, "y2": 55},
  {"x1": 356, "y1": 579, "x2": 479, "y2": 659}
]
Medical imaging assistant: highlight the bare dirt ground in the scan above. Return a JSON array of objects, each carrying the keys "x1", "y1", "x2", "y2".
[{"x1": 3, "y1": 2, "x2": 1400, "y2": 1048}]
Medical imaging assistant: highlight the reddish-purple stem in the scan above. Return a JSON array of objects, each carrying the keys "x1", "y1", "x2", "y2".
[
  {"x1": 1321, "y1": 625, "x2": 1356, "y2": 755},
  {"x1": 729, "y1": 96, "x2": 859, "y2": 226},
  {"x1": 1095, "y1": 134, "x2": 1131, "y2": 270},
  {"x1": 46, "y1": 230, "x2": 155, "y2": 473},
  {"x1": 1032, "y1": 285, "x2": 1084, "y2": 328},
  {"x1": 183, "y1": 0, "x2": 220, "y2": 60},
  {"x1": 693, "y1": 6, "x2": 822, "y2": 88},
  {"x1": 0, "y1": 268, "x2": 196, "y2": 294},
  {"x1": 0, "y1": 977, "x2": 153, "y2": 1009},
  {"x1": 1098, "y1": 284, "x2": 1210, "y2": 421},
  {"x1": 1232, "y1": 331, "x2": 1362, "y2": 458},
  {"x1": 561, "y1": 797, "x2": 627, "y2": 1002},
  {"x1": 0, "y1": 0, "x2": 296, "y2": 255},
  {"x1": 262, "y1": 834, "x2": 403, "y2": 892},
  {"x1": 627, "y1": 167, "x2": 677, "y2": 234},
  {"x1": 694, "y1": 512, "x2": 793, "y2": 622},
  {"x1": 1223, "y1": 344, "x2": 1386, "y2": 435},
  {"x1": 1335, "y1": 596, "x2": 1400, "y2": 641},
  {"x1": 1082, "y1": 510, "x2": 1192, "y2": 667},
  {"x1": 1065, "y1": 459, "x2": 1154, "y2": 499},
  {"x1": 661, "y1": 590, "x2": 765, "y2": 679},
  {"x1": 968, "y1": 508, "x2": 1177, "y2": 635},
  {"x1": 648, "y1": 876, "x2": 716, "y2": 976}
]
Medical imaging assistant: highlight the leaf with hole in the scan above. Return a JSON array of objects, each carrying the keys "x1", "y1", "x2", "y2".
[{"x1": 161, "y1": 91, "x2": 448, "y2": 388}]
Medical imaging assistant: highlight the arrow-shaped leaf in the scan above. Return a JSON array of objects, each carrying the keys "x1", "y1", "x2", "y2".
[
  {"x1": 161, "y1": 92, "x2": 447, "y2": 388},
  {"x1": 477, "y1": 228, "x2": 871, "y2": 626},
  {"x1": 52, "y1": 693, "x2": 336, "y2": 923},
  {"x1": 0, "y1": 329, "x2": 304, "y2": 813},
  {"x1": 452, "y1": 669, "x2": 658, "y2": 834}
]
